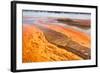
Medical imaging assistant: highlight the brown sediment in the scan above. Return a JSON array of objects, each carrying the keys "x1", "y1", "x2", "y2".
[
  {"x1": 57, "y1": 18, "x2": 90, "y2": 29},
  {"x1": 39, "y1": 24, "x2": 90, "y2": 48}
]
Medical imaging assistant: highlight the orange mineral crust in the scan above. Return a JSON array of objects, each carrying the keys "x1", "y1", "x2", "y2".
[{"x1": 22, "y1": 24, "x2": 83, "y2": 63}]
